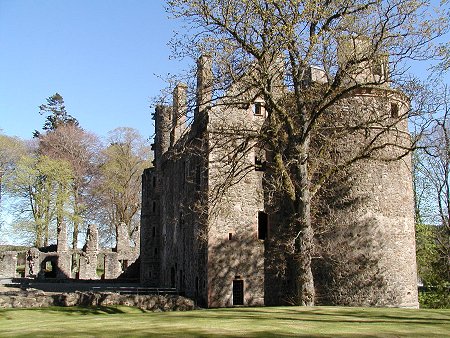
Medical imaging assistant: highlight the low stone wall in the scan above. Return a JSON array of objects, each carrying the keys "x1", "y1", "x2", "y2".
[{"x1": 0, "y1": 290, "x2": 195, "y2": 311}]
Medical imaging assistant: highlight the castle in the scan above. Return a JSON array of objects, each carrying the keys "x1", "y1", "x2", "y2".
[{"x1": 140, "y1": 42, "x2": 419, "y2": 308}]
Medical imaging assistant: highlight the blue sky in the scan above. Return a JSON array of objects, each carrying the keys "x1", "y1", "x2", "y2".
[
  {"x1": 0, "y1": 0, "x2": 187, "y2": 141},
  {"x1": 1, "y1": 1, "x2": 449, "y2": 142}
]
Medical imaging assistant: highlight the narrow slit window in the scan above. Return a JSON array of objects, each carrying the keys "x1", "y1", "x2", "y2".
[
  {"x1": 372, "y1": 61, "x2": 383, "y2": 77},
  {"x1": 255, "y1": 148, "x2": 266, "y2": 172},
  {"x1": 391, "y1": 102, "x2": 399, "y2": 118},
  {"x1": 258, "y1": 211, "x2": 268, "y2": 240},
  {"x1": 229, "y1": 233, "x2": 233, "y2": 240},
  {"x1": 255, "y1": 156, "x2": 266, "y2": 171}
]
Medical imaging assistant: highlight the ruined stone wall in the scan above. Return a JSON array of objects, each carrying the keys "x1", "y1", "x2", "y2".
[
  {"x1": 56, "y1": 221, "x2": 72, "y2": 278},
  {"x1": 79, "y1": 224, "x2": 100, "y2": 280},
  {"x1": 141, "y1": 106, "x2": 171, "y2": 286},
  {"x1": 157, "y1": 136, "x2": 209, "y2": 305},
  {"x1": 140, "y1": 168, "x2": 161, "y2": 285},
  {"x1": 1, "y1": 223, "x2": 137, "y2": 281},
  {"x1": 0, "y1": 252, "x2": 17, "y2": 278},
  {"x1": 141, "y1": 95, "x2": 209, "y2": 305}
]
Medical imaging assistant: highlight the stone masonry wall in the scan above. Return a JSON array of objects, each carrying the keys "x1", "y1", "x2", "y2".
[
  {"x1": 310, "y1": 90, "x2": 418, "y2": 307},
  {"x1": 206, "y1": 102, "x2": 266, "y2": 307},
  {"x1": 140, "y1": 54, "x2": 419, "y2": 308},
  {"x1": 0, "y1": 252, "x2": 17, "y2": 278},
  {"x1": 79, "y1": 224, "x2": 100, "y2": 280}
]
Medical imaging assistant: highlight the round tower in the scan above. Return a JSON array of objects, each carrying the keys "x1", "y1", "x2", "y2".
[{"x1": 314, "y1": 87, "x2": 419, "y2": 307}]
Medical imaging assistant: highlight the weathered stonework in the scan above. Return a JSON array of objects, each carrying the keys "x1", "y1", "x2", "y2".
[
  {"x1": 141, "y1": 48, "x2": 419, "y2": 308},
  {"x1": 56, "y1": 221, "x2": 71, "y2": 278},
  {"x1": 0, "y1": 252, "x2": 17, "y2": 278},
  {"x1": 1, "y1": 221, "x2": 139, "y2": 281},
  {"x1": 0, "y1": 290, "x2": 195, "y2": 311},
  {"x1": 79, "y1": 224, "x2": 100, "y2": 280}
]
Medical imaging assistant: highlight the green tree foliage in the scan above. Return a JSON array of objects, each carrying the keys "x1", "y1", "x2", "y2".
[
  {"x1": 165, "y1": 0, "x2": 448, "y2": 305},
  {"x1": 38, "y1": 124, "x2": 100, "y2": 249},
  {"x1": 413, "y1": 83, "x2": 450, "y2": 308},
  {"x1": 95, "y1": 127, "x2": 151, "y2": 248},
  {"x1": 5, "y1": 154, "x2": 73, "y2": 247},
  {"x1": 0, "y1": 133, "x2": 26, "y2": 210},
  {"x1": 416, "y1": 223, "x2": 443, "y2": 284},
  {"x1": 34, "y1": 93, "x2": 78, "y2": 137}
]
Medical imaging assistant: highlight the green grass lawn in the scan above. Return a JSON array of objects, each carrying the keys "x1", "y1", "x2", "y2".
[{"x1": 0, "y1": 306, "x2": 449, "y2": 337}]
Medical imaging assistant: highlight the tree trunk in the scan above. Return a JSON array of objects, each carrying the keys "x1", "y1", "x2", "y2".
[
  {"x1": 72, "y1": 185, "x2": 80, "y2": 249},
  {"x1": 292, "y1": 139, "x2": 315, "y2": 306},
  {"x1": 56, "y1": 183, "x2": 64, "y2": 240}
]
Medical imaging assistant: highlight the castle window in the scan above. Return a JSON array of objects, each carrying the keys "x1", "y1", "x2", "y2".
[
  {"x1": 152, "y1": 176, "x2": 156, "y2": 188},
  {"x1": 154, "y1": 248, "x2": 158, "y2": 257},
  {"x1": 391, "y1": 102, "x2": 399, "y2": 118},
  {"x1": 120, "y1": 260, "x2": 128, "y2": 271},
  {"x1": 372, "y1": 61, "x2": 383, "y2": 78},
  {"x1": 229, "y1": 233, "x2": 233, "y2": 240},
  {"x1": 152, "y1": 227, "x2": 156, "y2": 238},
  {"x1": 255, "y1": 147, "x2": 266, "y2": 171},
  {"x1": 255, "y1": 156, "x2": 266, "y2": 171},
  {"x1": 152, "y1": 201, "x2": 157, "y2": 213},
  {"x1": 258, "y1": 211, "x2": 268, "y2": 240},
  {"x1": 253, "y1": 102, "x2": 263, "y2": 116}
]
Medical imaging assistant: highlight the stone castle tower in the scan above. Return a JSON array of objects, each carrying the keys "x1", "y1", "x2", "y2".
[{"x1": 140, "y1": 43, "x2": 418, "y2": 308}]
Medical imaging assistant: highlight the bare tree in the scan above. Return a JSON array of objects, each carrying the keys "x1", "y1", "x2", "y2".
[
  {"x1": 165, "y1": 0, "x2": 448, "y2": 305},
  {"x1": 39, "y1": 123, "x2": 100, "y2": 249}
]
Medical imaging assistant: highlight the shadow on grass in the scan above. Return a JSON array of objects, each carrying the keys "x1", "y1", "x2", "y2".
[
  {"x1": 0, "y1": 305, "x2": 147, "y2": 316},
  {"x1": 1, "y1": 306, "x2": 449, "y2": 337},
  {"x1": 161, "y1": 306, "x2": 450, "y2": 326}
]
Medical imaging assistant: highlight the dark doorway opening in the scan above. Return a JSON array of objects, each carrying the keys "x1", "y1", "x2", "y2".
[
  {"x1": 41, "y1": 257, "x2": 57, "y2": 278},
  {"x1": 258, "y1": 211, "x2": 268, "y2": 240},
  {"x1": 233, "y1": 279, "x2": 244, "y2": 306}
]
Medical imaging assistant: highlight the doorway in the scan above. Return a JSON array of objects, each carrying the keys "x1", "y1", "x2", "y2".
[{"x1": 233, "y1": 279, "x2": 244, "y2": 306}]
